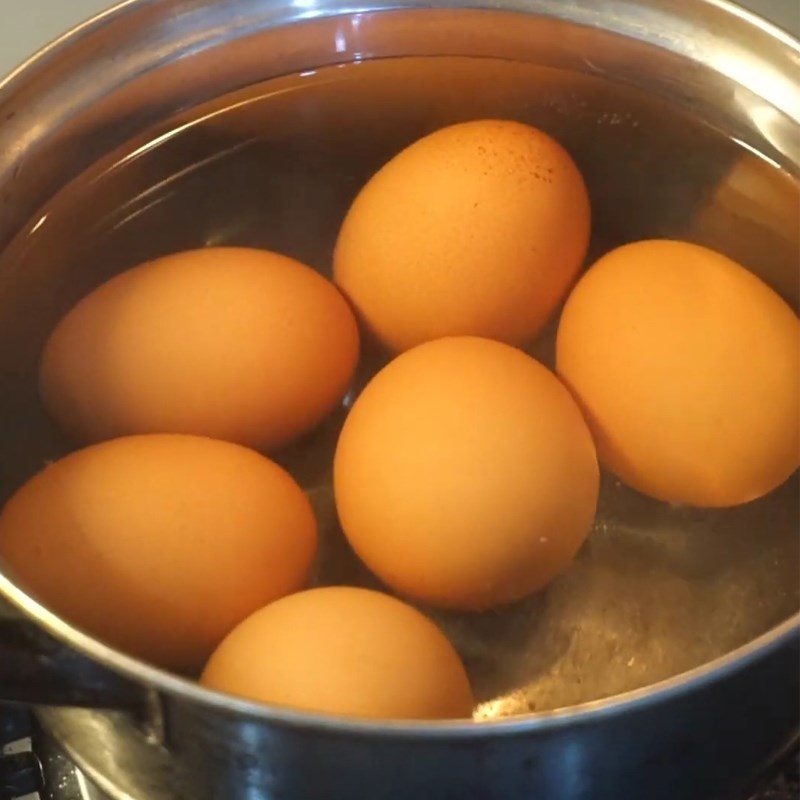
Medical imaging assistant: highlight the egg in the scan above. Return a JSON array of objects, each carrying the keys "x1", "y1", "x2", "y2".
[
  {"x1": 334, "y1": 337, "x2": 599, "y2": 610},
  {"x1": 40, "y1": 247, "x2": 360, "y2": 451},
  {"x1": 556, "y1": 239, "x2": 800, "y2": 507},
  {"x1": 0, "y1": 434, "x2": 317, "y2": 671},
  {"x1": 201, "y1": 587, "x2": 474, "y2": 719},
  {"x1": 334, "y1": 119, "x2": 590, "y2": 352}
]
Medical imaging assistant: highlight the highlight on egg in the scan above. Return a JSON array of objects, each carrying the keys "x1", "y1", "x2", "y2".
[
  {"x1": 334, "y1": 119, "x2": 591, "y2": 352},
  {"x1": 334, "y1": 336, "x2": 599, "y2": 611},
  {"x1": 40, "y1": 247, "x2": 360, "y2": 452},
  {"x1": 201, "y1": 586, "x2": 474, "y2": 720},
  {"x1": 0, "y1": 434, "x2": 318, "y2": 672},
  {"x1": 556, "y1": 239, "x2": 800, "y2": 507}
]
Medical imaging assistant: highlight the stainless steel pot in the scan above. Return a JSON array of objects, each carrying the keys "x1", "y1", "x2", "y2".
[{"x1": 0, "y1": 2, "x2": 798, "y2": 799}]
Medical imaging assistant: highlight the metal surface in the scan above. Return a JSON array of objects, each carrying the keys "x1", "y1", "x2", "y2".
[
  {"x1": 2, "y1": 1, "x2": 799, "y2": 79},
  {"x1": 25, "y1": 631, "x2": 797, "y2": 800},
  {"x1": 6, "y1": 706, "x2": 800, "y2": 800},
  {"x1": 0, "y1": 1, "x2": 797, "y2": 799},
  {"x1": 0, "y1": 610, "x2": 142, "y2": 709}
]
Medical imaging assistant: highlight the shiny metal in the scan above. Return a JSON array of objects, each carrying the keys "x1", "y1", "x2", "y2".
[
  {"x1": 0, "y1": 609, "x2": 141, "y2": 708},
  {"x1": 0, "y1": 1, "x2": 798, "y2": 799}
]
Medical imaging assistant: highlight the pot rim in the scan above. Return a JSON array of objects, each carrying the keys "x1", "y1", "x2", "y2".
[
  {"x1": 2, "y1": 0, "x2": 799, "y2": 116},
  {"x1": 0, "y1": 0, "x2": 798, "y2": 735},
  {"x1": 2, "y1": 565, "x2": 798, "y2": 734}
]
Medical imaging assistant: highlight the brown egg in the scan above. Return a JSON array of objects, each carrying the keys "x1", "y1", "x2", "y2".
[
  {"x1": 334, "y1": 119, "x2": 590, "y2": 352},
  {"x1": 0, "y1": 434, "x2": 317, "y2": 672},
  {"x1": 334, "y1": 337, "x2": 599, "y2": 610},
  {"x1": 201, "y1": 587, "x2": 474, "y2": 720},
  {"x1": 40, "y1": 247, "x2": 360, "y2": 451},
  {"x1": 556, "y1": 239, "x2": 800, "y2": 507}
]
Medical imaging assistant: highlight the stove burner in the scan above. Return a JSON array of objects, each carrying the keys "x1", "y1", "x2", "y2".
[
  {"x1": 1, "y1": 706, "x2": 107, "y2": 800},
  {"x1": 1, "y1": 704, "x2": 797, "y2": 800},
  {"x1": 0, "y1": 752, "x2": 40, "y2": 799},
  {"x1": 1, "y1": 707, "x2": 39, "y2": 800}
]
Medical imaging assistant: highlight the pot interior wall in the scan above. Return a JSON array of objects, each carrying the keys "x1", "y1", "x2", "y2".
[
  {"x1": 1, "y1": 49, "x2": 798, "y2": 714},
  {"x1": 0, "y1": 4, "x2": 796, "y2": 799}
]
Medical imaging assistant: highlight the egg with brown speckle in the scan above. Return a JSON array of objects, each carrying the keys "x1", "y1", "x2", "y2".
[{"x1": 334, "y1": 120, "x2": 591, "y2": 351}]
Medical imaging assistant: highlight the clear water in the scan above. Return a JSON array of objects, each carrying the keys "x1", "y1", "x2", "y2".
[{"x1": 0, "y1": 57, "x2": 797, "y2": 717}]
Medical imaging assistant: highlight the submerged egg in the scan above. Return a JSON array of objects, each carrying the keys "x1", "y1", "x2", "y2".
[
  {"x1": 202, "y1": 587, "x2": 474, "y2": 719},
  {"x1": 334, "y1": 336, "x2": 599, "y2": 610},
  {"x1": 0, "y1": 434, "x2": 317, "y2": 671},
  {"x1": 334, "y1": 119, "x2": 590, "y2": 351},
  {"x1": 557, "y1": 239, "x2": 800, "y2": 507},
  {"x1": 40, "y1": 247, "x2": 360, "y2": 451}
]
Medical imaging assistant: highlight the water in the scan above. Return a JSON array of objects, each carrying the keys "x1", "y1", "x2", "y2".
[{"x1": 0, "y1": 56, "x2": 797, "y2": 717}]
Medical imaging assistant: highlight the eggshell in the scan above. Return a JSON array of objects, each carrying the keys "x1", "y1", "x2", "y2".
[
  {"x1": 334, "y1": 119, "x2": 590, "y2": 351},
  {"x1": 201, "y1": 587, "x2": 474, "y2": 720},
  {"x1": 556, "y1": 239, "x2": 800, "y2": 507},
  {"x1": 334, "y1": 336, "x2": 599, "y2": 610},
  {"x1": 0, "y1": 434, "x2": 317, "y2": 672},
  {"x1": 40, "y1": 247, "x2": 360, "y2": 451}
]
